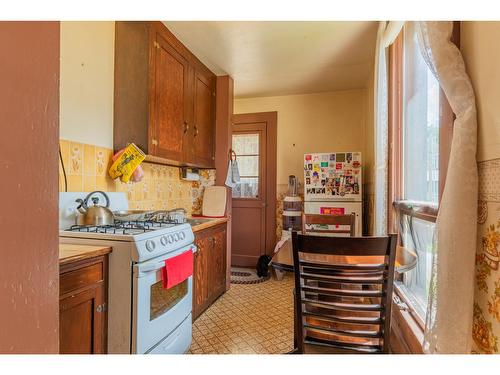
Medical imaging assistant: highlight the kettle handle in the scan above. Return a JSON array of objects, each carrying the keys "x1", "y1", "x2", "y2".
[{"x1": 84, "y1": 190, "x2": 111, "y2": 208}]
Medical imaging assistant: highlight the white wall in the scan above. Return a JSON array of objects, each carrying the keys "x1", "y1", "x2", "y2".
[
  {"x1": 234, "y1": 89, "x2": 369, "y2": 186},
  {"x1": 59, "y1": 21, "x2": 115, "y2": 148}
]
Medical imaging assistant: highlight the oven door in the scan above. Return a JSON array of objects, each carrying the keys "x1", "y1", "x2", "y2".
[{"x1": 132, "y1": 244, "x2": 195, "y2": 354}]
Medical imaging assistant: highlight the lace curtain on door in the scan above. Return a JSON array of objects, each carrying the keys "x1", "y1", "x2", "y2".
[{"x1": 414, "y1": 21, "x2": 479, "y2": 354}]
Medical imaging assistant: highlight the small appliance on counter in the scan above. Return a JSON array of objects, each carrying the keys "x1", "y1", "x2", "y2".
[
  {"x1": 282, "y1": 175, "x2": 302, "y2": 232},
  {"x1": 180, "y1": 167, "x2": 200, "y2": 181}
]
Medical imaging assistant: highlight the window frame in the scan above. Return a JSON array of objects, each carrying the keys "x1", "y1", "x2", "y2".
[{"x1": 387, "y1": 22, "x2": 460, "y2": 352}]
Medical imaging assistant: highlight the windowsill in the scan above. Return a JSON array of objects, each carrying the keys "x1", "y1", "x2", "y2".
[
  {"x1": 394, "y1": 282, "x2": 426, "y2": 329},
  {"x1": 391, "y1": 283, "x2": 425, "y2": 354}
]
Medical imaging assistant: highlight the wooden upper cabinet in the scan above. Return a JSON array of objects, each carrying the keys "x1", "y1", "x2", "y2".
[
  {"x1": 192, "y1": 69, "x2": 216, "y2": 168},
  {"x1": 114, "y1": 21, "x2": 216, "y2": 168},
  {"x1": 151, "y1": 31, "x2": 189, "y2": 161}
]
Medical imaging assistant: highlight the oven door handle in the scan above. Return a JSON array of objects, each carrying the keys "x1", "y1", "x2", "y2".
[{"x1": 138, "y1": 245, "x2": 197, "y2": 274}]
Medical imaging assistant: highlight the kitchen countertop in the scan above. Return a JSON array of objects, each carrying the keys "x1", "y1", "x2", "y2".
[
  {"x1": 190, "y1": 217, "x2": 228, "y2": 233},
  {"x1": 59, "y1": 243, "x2": 112, "y2": 266}
]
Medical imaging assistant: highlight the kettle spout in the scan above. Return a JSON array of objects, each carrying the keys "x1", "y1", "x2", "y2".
[{"x1": 75, "y1": 198, "x2": 87, "y2": 214}]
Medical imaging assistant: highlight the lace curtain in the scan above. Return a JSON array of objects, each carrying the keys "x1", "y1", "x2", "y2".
[{"x1": 414, "y1": 21, "x2": 479, "y2": 354}]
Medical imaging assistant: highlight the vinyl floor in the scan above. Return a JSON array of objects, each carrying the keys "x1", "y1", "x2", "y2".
[{"x1": 189, "y1": 272, "x2": 295, "y2": 354}]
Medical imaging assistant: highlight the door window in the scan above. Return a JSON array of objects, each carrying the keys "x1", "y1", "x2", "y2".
[
  {"x1": 150, "y1": 279, "x2": 188, "y2": 321},
  {"x1": 232, "y1": 133, "x2": 260, "y2": 198}
]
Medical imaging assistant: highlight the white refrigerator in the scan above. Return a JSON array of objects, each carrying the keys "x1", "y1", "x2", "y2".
[{"x1": 303, "y1": 151, "x2": 363, "y2": 236}]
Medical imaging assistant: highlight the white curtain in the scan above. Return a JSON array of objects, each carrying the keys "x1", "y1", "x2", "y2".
[
  {"x1": 373, "y1": 21, "x2": 404, "y2": 236},
  {"x1": 414, "y1": 21, "x2": 478, "y2": 354}
]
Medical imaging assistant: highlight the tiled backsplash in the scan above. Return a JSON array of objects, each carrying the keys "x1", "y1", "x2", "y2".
[{"x1": 59, "y1": 139, "x2": 215, "y2": 215}]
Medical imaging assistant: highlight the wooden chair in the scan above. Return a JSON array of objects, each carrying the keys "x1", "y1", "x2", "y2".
[
  {"x1": 291, "y1": 232, "x2": 397, "y2": 354},
  {"x1": 302, "y1": 213, "x2": 356, "y2": 236}
]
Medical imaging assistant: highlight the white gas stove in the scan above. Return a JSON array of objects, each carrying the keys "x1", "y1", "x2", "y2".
[{"x1": 59, "y1": 192, "x2": 195, "y2": 354}]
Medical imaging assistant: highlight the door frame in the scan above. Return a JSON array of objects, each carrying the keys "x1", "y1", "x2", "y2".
[{"x1": 231, "y1": 111, "x2": 277, "y2": 257}]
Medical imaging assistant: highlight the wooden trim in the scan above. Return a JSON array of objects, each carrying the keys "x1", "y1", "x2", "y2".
[
  {"x1": 390, "y1": 286, "x2": 425, "y2": 354},
  {"x1": 388, "y1": 31, "x2": 404, "y2": 234},
  {"x1": 215, "y1": 75, "x2": 234, "y2": 291}
]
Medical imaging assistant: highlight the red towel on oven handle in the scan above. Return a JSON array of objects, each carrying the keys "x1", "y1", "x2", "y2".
[{"x1": 161, "y1": 250, "x2": 194, "y2": 289}]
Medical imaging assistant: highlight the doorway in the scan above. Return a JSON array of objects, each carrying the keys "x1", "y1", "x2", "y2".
[{"x1": 231, "y1": 112, "x2": 277, "y2": 267}]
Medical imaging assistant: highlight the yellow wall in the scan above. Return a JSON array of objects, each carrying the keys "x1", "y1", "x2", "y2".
[
  {"x1": 60, "y1": 21, "x2": 115, "y2": 148},
  {"x1": 461, "y1": 21, "x2": 500, "y2": 354},
  {"x1": 461, "y1": 21, "x2": 500, "y2": 162},
  {"x1": 234, "y1": 89, "x2": 369, "y2": 187}
]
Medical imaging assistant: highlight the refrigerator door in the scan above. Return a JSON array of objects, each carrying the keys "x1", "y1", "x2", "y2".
[
  {"x1": 304, "y1": 201, "x2": 362, "y2": 236},
  {"x1": 304, "y1": 152, "x2": 362, "y2": 202}
]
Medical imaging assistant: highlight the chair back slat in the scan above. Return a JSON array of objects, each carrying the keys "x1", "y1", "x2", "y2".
[
  {"x1": 292, "y1": 231, "x2": 397, "y2": 354},
  {"x1": 304, "y1": 337, "x2": 382, "y2": 353},
  {"x1": 301, "y1": 285, "x2": 384, "y2": 298},
  {"x1": 303, "y1": 311, "x2": 383, "y2": 325}
]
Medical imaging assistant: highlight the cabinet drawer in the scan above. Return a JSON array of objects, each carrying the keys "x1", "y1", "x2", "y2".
[{"x1": 60, "y1": 262, "x2": 104, "y2": 296}]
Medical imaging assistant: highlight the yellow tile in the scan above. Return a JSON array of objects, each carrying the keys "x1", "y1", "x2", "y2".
[
  {"x1": 69, "y1": 141, "x2": 83, "y2": 176},
  {"x1": 96, "y1": 147, "x2": 113, "y2": 176},
  {"x1": 107, "y1": 177, "x2": 119, "y2": 192},
  {"x1": 83, "y1": 144, "x2": 96, "y2": 176},
  {"x1": 95, "y1": 175, "x2": 109, "y2": 191},
  {"x1": 67, "y1": 175, "x2": 83, "y2": 192},
  {"x1": 83, "y1": 175, "x2": 96, "y2": 192}
]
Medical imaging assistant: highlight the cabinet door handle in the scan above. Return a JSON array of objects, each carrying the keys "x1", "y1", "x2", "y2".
[
  {"x1": 96, "y1": 303, "x2": 107, "y2": 313},
  {"x1": 183, "y1": 121, "x2": 189, "y2": 134},
  {"x1": 194, "y1": 126, "x2": 199, "y2": 137}
]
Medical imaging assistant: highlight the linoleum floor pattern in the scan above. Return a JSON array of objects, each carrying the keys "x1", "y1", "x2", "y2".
[{"x1": 189, "y1": 272, "x2": 295, "y2": 354}]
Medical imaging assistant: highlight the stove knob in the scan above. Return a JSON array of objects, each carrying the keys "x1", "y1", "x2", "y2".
[
  {"x1": 173, "y1": 233, "x2": 180, "y2": 242},
  {"x1": 179, "y1": 231, "x2": 186, "y2": 240},
  {"x1": 145, "y1": 240, "x2": 156, "y2": 252},
  {"x1": 167, "y1": 235, "x2": 174, "y2": 244},
  {"x1": 160, "y1": 236, "x2": 168, "y2": 246}
]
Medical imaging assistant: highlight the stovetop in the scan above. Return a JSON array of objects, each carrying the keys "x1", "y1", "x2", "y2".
[{"x1": 65, "y1": 218, "x2": 184, "y2": 236}]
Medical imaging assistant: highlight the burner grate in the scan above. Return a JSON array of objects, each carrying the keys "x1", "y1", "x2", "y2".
[{"x1": 66, "y1": 217, "x2": 186, "y2": 235}]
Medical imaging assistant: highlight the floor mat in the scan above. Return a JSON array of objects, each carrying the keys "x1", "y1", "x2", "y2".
[{"x1": 230, "y1": 267, "x2": 270, "y2": 284}]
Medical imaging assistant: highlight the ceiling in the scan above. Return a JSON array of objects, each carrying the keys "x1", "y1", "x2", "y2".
[{"x1": 164, "y1": 21, "x2": 378, "y2": 98}]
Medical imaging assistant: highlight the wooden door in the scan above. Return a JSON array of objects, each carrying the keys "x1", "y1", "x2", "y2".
[
  {"x1": 231, "y1": 112, "x2": 277, "y2": 267},
  {"x1": 193, "y1": 233, "x2": 210, "y2": 319},
  {"x1": 152, "y1": 31, "x2": 189, "y2": 162},
  {"x1": 59, "y1": 286, "x2": 105, "y2": 354},
  {"x1": 192, "y1": 69, "x2": 216, "y2": 168},
  {"x1": 209, "y1": 227, "x2": 227, "y2": 301}
]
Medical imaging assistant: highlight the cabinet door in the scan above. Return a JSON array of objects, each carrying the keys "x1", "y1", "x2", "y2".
[
  {"x1": 193, "y1": 234, "x2": 210, "y2": 319},
  {"x1": 192, "y1": 69, "x2": 216, "y2": 168},
  {"x1": 209, "y1": 228, "x2": 227, "y2": 302},
  {"x1": 152, "y1": 31, "x2": 189, "y2": 162},
  {"x1": 59, "y1": 285, "x2": 105, "y2": 354}
]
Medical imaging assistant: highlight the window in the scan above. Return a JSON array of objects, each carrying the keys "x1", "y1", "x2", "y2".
[
  {"x1": 231, "y1": 133, "x2": 260, "y2": 198},
  {"x1": 402, "y1": 23, "x2": 441, "y2": 204},
  {"x1": 388, "y1": 23, "x2": 457, "y2": 329}
]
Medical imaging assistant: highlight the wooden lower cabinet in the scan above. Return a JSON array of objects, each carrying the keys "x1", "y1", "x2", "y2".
[
  {"x1": 193, "y1": 223, "x2": 227, "y2": 320},
  {"x1": 59, "y1": 255, "x2": 108, "y2": 354}
]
